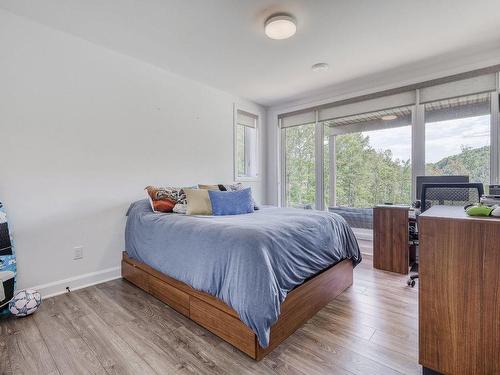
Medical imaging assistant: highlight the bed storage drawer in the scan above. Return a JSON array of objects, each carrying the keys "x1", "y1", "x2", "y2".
[
  {"x1": 121, "y1": 252, "x2": 353, "y2": 361},
  {"x1": 121, "y1": 260, "x2": 149, "y2": 292},
  {"x1": 149, "y1": 276, "x2": 189, "y2": 317},
  {"x1": 189, "y1": 297, "x2": 256, "y2": 358}
]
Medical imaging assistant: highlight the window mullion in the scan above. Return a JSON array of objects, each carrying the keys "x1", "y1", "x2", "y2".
[
  {"x1": 279, "y1": 121, "x2": 286, "y2": 207},
  {"x1": 412, "y1": 89, "x2": 425, "y2": 200},
  {"x1": 314, "y1": 111, "x2": 324, "y2": 210},
  {"x1": 329, "y1": 134, "x2": 336, "y2": 208},
  {"x1": 491, "y1": 82, "x2": 500, "y2": 184}
]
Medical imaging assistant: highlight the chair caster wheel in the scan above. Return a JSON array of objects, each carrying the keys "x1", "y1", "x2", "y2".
[{"x1": 407, "y1": 279, "x2": 416, "y2": 287}]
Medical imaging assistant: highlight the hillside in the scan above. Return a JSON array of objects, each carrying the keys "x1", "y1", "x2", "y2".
[{"x1": 426, "y1": 145, "x2": 489, "y2": 185}]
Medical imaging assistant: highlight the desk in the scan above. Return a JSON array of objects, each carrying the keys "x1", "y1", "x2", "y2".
[
  {"x1": 373, "y1": 205, "x2": 416, "y2": 274},
  {"x1": 419, "y1": 205, "x2": 500, "y2": 375}
]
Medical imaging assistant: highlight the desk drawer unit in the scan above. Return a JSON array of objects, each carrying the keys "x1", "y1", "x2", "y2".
[{"x1": 419, "y1": 209, "x2": 500, "y2": 375}]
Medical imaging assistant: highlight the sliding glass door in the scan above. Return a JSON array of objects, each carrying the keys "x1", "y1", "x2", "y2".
[{"x1": 326, "y1": 107, "x2": 412, "y2": 208}]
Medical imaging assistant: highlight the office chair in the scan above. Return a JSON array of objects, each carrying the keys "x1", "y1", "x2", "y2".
[{"x1": 407, "y1": 182, "x2": 484, "y2": 287}]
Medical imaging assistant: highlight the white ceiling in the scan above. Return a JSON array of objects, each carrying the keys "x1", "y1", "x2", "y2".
[{"x1": 2, "y1": 0, "x2": 500, "y2": 107}]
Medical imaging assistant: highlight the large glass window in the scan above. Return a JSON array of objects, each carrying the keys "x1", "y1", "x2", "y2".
[
  {"x1": 326, "y1": 107, "x2": 412, "y2": 208},
  {"x1": 280, "y1": 74, "x2": 498, "y2": 216},
  {"x1": 424, "y1": 93, "x2": 491, "y2": 191},
  {"x1": 283, "y1": 123, "x2": 316, "y2": 208},
  {"x1": 279, "y1": 74, "x2": 498, "y2": 258}
]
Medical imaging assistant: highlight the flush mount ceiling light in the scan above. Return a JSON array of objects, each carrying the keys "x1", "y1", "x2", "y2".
[
  {"x1": 312, "y1": 62, "x2": 329, "y2": 72},
  {"x1": 264, "y1": 14, "x2": 297, "y2": 40},
  {"x1": 381, "y1": 114, "x2": 398, "y2": 121}
]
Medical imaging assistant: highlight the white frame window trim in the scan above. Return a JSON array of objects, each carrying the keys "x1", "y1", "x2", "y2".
[
  {"x1": 491, "y1": 72, "x2": 500, "y2": 184},
  {"x1": 278, "y1": 71, "x2": 500, "y2": 208},
  {"x1": 314, "y1": 110, "x2": 325, "y2": 211},
  {"x1": 279, "y1": 118, "x2": 286, "y2": 206},
  {"x1": 234, "y1": 104, "x2": 259, "y2": 182}
]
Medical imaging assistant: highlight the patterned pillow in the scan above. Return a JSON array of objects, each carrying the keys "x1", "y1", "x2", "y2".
[
  {"x1": 150, "y1": 199, "x2": 176, "y2": 213},
  {"x1": 145, "y1": 186, "x2": 188, "y2": 213},
  {"x1": 173, "y1": 203, "x2": 187, "y2": 214}
]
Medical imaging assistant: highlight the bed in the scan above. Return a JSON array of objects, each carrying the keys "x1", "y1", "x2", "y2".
[{"x1": 123, "y1": 199, "x2": 361, "y2": 360}]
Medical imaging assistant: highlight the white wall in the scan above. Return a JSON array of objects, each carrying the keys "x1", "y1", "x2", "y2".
[{"x1": 0, "y1": 9, "x2": 267, "y2": 296}]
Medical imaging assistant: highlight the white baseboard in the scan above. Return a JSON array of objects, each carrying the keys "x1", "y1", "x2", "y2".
[
  {"x1": 352, "y1": 228, "x2": 373, "y2": 241},
  {"x1": 356, "y1": 233, "x2": 373, "y2": 241},
  {"x1": 28, "y1": 266, "x2": 121, "y2": 299}
]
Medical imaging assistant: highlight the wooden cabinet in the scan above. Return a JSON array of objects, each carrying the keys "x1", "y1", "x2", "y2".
[
  {"x1": 419, "y1": 206, "x2": 500, "y2": 375},
  {"x1": 373, "y1": 205, "x2": 412, "y2": 274}
]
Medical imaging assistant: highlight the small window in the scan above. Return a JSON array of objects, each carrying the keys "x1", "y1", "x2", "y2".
[{"x1": 234, "y1": 108, "x2": 258, "y2": 180}]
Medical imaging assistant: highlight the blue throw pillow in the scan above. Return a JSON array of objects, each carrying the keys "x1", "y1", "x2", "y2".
[{"x1": 208, "y1": 188, "x2": 255, "y2": 216}]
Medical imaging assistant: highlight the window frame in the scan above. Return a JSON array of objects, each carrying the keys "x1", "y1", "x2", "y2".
[
  {"x1": 421, "y1": 93, "x2": 493, "y2": 194},
  {"x1": 234, "y1": 105, "x2": 259, "y2": 182},
  {"x1": 326, "y1": 106, "x2": 413, "y2": 208},
  {"x1": 278, "y1": 72, "x2": 500, "y2": 208}
]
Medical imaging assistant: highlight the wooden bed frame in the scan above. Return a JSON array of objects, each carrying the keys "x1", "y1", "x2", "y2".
[{"x1": 122, "y1": 251, "x2": 353, "y2": 360}]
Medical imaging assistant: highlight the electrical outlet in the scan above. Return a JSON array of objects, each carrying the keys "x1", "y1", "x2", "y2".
[{"x1": 73, "y1": 246, "x2": 83, "y2": 260}]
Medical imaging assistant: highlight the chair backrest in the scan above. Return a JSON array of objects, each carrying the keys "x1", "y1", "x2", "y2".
[{"x1": 420, "y1": 183, "x2": 484, "y2": 213}]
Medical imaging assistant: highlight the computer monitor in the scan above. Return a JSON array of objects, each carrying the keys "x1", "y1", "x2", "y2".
[{"x1": 416, "y1": 175, "x2": 469, "y2": 200}]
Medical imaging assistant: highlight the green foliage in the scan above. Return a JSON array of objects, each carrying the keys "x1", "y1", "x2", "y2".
[
  {"x1": 334, "y1": 133, "x2": 411, "y2": 207},
  {"x1": 284, "y1": 124, "x2": 316, "y2": 207},
  {"x1": 285, "y1": 128, "x2": 489, "y2": 208},
  {"x1": 426, "y1": 145, "x2": 489, "y2": 188}
]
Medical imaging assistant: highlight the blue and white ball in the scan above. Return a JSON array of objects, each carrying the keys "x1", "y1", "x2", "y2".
[{"x1": 9, "y1": 289, "x2": 42, "y2": 317}]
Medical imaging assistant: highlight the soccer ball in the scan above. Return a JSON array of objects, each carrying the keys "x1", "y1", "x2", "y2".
[{"x1": 9, "y1": 289, "x2": 42, "y2": 317}]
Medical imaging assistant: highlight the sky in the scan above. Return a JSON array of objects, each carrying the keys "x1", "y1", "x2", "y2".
[{"x1": 363, "y1": 115, "x2": 490, "y2": 163}]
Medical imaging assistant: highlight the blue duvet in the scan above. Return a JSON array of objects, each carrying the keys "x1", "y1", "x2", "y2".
[{"x1": 125, "y1": 200, "x2": 361, "y2": 347}]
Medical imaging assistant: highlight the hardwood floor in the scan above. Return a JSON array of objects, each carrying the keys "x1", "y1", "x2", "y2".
[{"x1": 0, "y1": 254, "x2": 421, "y2": 375}]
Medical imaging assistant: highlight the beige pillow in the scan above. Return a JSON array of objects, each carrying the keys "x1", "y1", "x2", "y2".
[
  {"x1": 198, "y1": 184, "x2": 220, "y2": 191},
  {"x1": 185, "y1": 189, "x2": 212, "y2": 215}
]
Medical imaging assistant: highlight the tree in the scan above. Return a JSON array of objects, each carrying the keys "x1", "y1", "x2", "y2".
[
  {"x1": 285, "y1": 128, "x2": 488, "y2": 208},
  {"x1": 426, "y1": 145, "x2": 489, "y2": 190},
  {"x1": 334, "y1": 133, "x2": 412, "y2": 207},
  {"x1": 284, "y1": 124, "x2": 316, "y2": 206}
]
